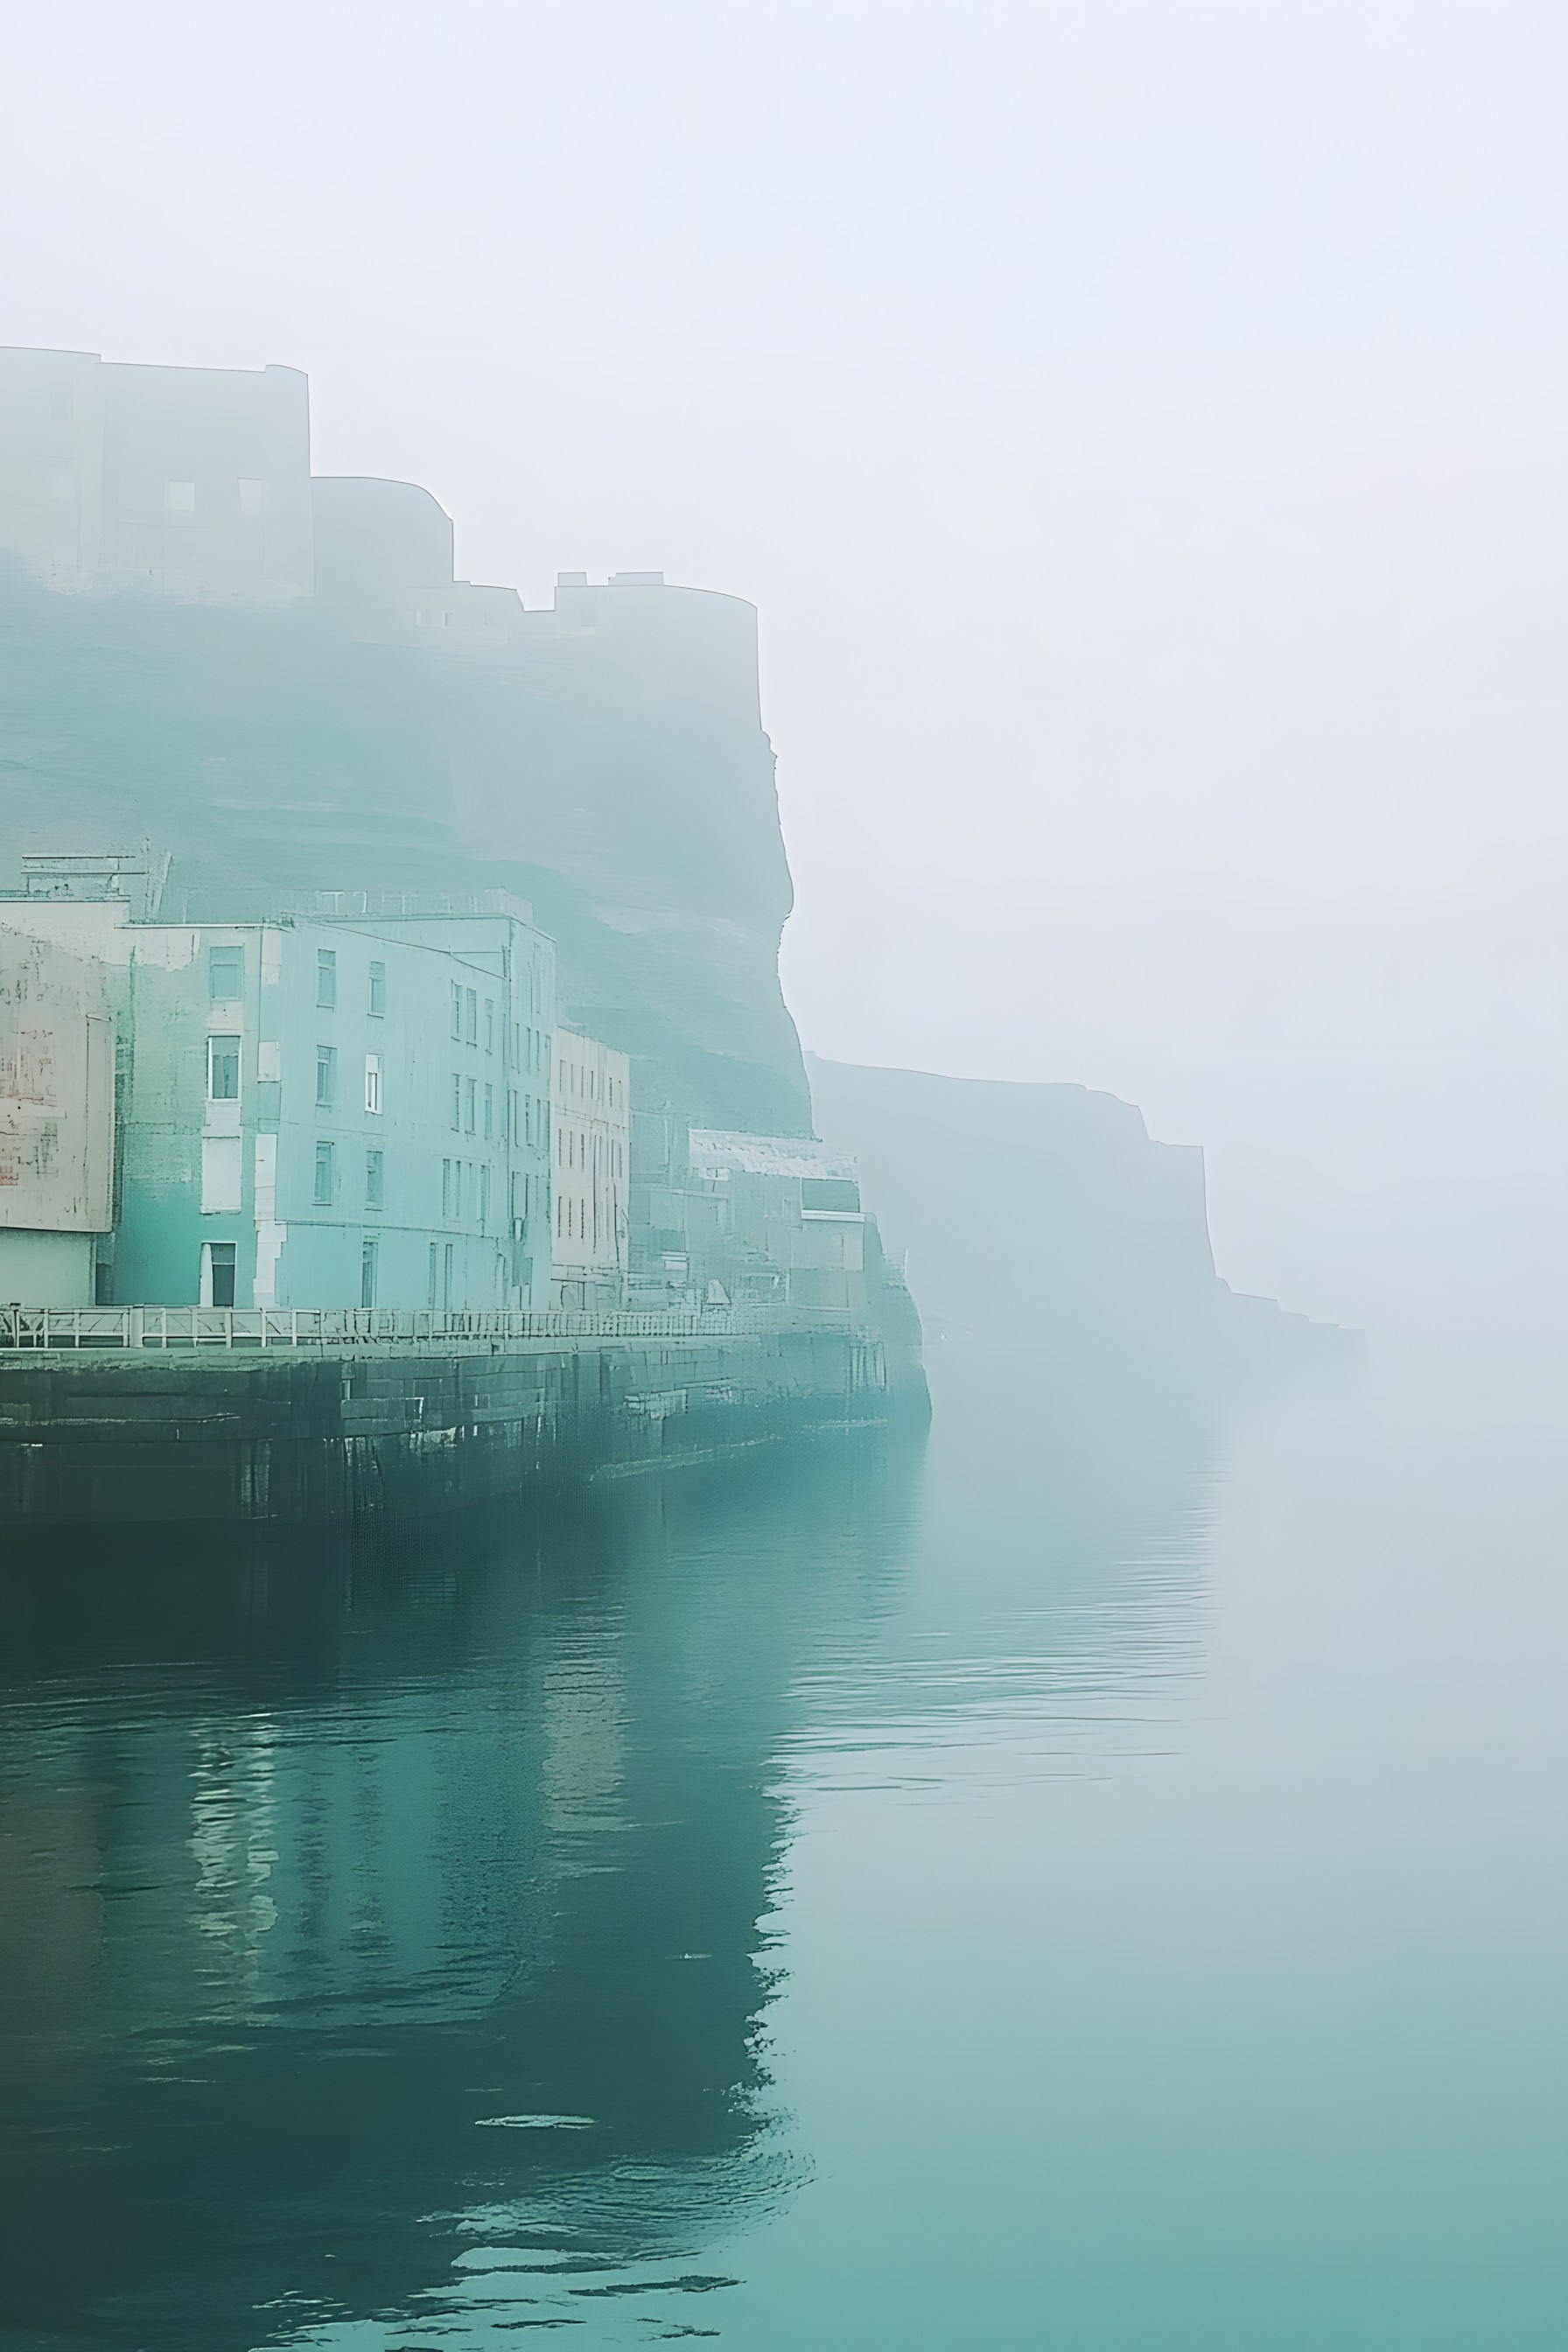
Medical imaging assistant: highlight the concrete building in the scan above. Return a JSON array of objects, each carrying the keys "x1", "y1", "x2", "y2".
[
  {"x1": 0, "y1": 885, "x2": 556, "y2": 1311},
  {"x1": 0, "y1": 924, "x2": 116, "y2": 1305},
  {"x1": 0, "y1": 346, "x2": 312, "y2": 604},
  {"x1": 683, "y1": 1129, "x2": 868, "y2": 1312},
  {"x1": 551, "y1": 1028, "x2": 630, "y2": 1310}
]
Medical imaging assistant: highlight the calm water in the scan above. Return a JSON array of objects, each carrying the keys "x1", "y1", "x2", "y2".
[{"x1": 3, "y1": 1342, "x2": 1566, "y2": 2349}]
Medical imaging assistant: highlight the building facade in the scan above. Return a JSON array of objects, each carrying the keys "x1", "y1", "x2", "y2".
[
  {"x1": 0, "y1": 891, "x2": 556, "y2": 1311},
  {"x1": 0, "y1": 924, "x2": 116, "y2": 1305},
  {"x1": 550, "y1": 1029, "x2": 631, "y2": 1310}
]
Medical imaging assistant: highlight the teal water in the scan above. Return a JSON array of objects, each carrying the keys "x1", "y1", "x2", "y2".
[{"x1": 3, "y1": 1345, "x2": 1565, "y2": 2348}]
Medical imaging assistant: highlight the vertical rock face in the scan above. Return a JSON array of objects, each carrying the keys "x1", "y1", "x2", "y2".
[
  {"x1": 806, "y1": 1054, "x2": 1360, "y2": 1390},
  {"x1": 0, "y1": 558, "x2": 811, "y2": 1137}
]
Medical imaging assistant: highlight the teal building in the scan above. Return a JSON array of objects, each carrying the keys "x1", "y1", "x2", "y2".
[{"x1": 0, "y1": 892, "x2": 555, "y2": 1311}]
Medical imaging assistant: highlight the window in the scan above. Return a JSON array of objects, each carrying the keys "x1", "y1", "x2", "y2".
[
  {"x1": 49, "y1": 383, "x2": 74, "y2": 424},
  {"x1": 442, "y1": 1158, "x2": 453, "y2": 1218},
  {"x1": 208, "y1": 945, "x2": 242, "y2": 1003},
  {"x1": 317, "y1": 948, "x2": 337, "y2": 1010},
  {"x1": 365, "y1": 1148, "x2": 384, "y2": 1209},
  {"x1": 360, "y1": 1237, "x2": 378, "y2": 1309},
  {"x1": 455, "y1": 1161, "x2": 466, "y2": 1219},
  {"x1": 238, "y1": 476, "x2": 263, "y2": 519},
  {"x1": 427, "y1": 1241, "x2": 439, "y2": 1309},
  {"x1": 465, "y1": 988, "x2": 478, "y2": 1046},
  {"x1": 465, "y1": 1075, "x2": 477, "y2": 1134},
  {"x1": 480, "y1": 1165, "x2": 491, "y2": 1230},
  {"x1": 483, "y1": 1082, "x2": 494, "y2": 1140},
  {"x1": 313, "y1": 1140, "x2": 335, "y2": 1206},
  {"x1": 368, "y1": 960, "x2": 386, "y2": 1016},
  {"x1": 316, "y1": 1045, "x2": 337, "y2": 1108},
  {"x1": 451, "y1": 982, "x2": 463, "y2": 1040},
  {"x1": 364, "y1": 1054, "x2": 382, "y2": 1115},
  {"x1": 485, "y1": 998, "x2": 495, "y2": 1053},
  {"x1": 204, "y1": 1241, "x2": 237, "y2": 1309},
  {"x1": 443, "y1": 1242, "x2": 454, "y2": 1309},
  {"x1": 206, "y1": 1034, "x2": 241, "y2": 1102},
  {"x1": 49, "y1": 458, "x2": 74, "y2": 502},
  {"x1": 452, "y1": 1073, "x2": 463, "y2": 1131},
  {"x1": 165, "y1": 479, "x2": 195, "y2": 517}
]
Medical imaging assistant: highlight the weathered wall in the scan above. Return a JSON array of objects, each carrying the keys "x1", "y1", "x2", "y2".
[
  {"x1": 0, "y1": 921, "x2": 114, "y2": 1258},
  {"x1": 0, "y1": 1324, "x2": 891, "y2": 1530}
]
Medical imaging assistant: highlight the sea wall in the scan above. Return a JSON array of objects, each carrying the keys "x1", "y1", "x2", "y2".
[{"x1": 0, "y1": 1322, "x2": 902, "y2": 1531}]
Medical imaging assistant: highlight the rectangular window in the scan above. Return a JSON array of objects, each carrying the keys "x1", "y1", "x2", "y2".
[
  {"x1": 465, "y1": 988, "x2": 478, "y2": 1046},
  {"x1": 205, "y1": 1241, "x2": 237, "y2": 1309},
  {"x1": 365, "y1": 1147, "x2": 384, "y2": 1209},
  {"x1": 452, "y1": 1073, "x2": 463, "y2": 1131},
  {"x1": 165, "y1": 479, "x2": 195, "y2": 517},
  {"x1": 443, "y1": 1242, "x2": 454, "y2": 1309},
  {"x1": 206, "y1": 1034, "x2": 241, "y2": 1102},
  {"x1": 364, "y1": 1053, "x2": 382, "y2": 1115},
  {"x1": 238, "y1": 476, "x2": 263, "y2": 519},
  {"x1": 480, "y1": 1164, "x2": 491, "y2": 1230},
  {"x1": 465, "y1": 1074, "x2": 477, "y2": 1134},
  {"x1": 452, "y1": 981, "x2": 463, "y2": 1040},
  {"x1": 442, "y1": 1158, "x2": 453, "y2": 1218},
  {"x1": 360, "y1": 1237, "x2": 378, "y2": 1309},
  {"x1": 368, "y1": 960, "x2": 386, "y2": 1016},
  {"x1": 316, "y1": 1045, "x2": 336, "y2": 1108},
  {"x1": 428, "y1": 1241, "x2": 438, "y2": 1309},
  {"x1": 50, "y1": 382, "x2": 74, "y2": 424},
  {"x1": 483, "y1": 1082, "x2": 494, "y2": 1139},
  {"x1": 208, "y1": 944, "x2": 242, "y2": 1003},
  {"x1": 485, "y1": 998, "x2": 495, "y2": 1053},
  {"x1": 317, "y1": 948, "x2": 337, "y2": 1010},
  {"x1": 313, "y1": 1140, "x2": 334, "y2": 1207},
  {"x1": 455, "y1": 1161, "x2": 466, "y2": 1220}
]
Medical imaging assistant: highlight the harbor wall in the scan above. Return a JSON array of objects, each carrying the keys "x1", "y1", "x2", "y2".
[{"x1": 0, "y1": 1323, "x2": 909, "y2": 1531}]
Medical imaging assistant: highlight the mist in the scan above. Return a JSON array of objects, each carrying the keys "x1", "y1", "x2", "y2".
[{"x1": 6, "y1": 0, "x2": 1564, "y2": 1355}]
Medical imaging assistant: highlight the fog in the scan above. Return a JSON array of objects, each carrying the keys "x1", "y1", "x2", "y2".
[{"x1": 7, "y1": 0, "x2": 1564, "y2": 1351}]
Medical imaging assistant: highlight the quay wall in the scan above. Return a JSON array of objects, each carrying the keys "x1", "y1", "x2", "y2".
[{"x1": 0, "y1": 1324, "x2": 906, "y2": 1531}]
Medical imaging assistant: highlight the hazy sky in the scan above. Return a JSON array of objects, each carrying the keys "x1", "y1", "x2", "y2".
[{"x1": 5, "y1": 0, "x2": 1565, "y2": 1335}]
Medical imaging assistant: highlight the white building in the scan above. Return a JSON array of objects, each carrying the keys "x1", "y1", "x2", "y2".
[
  {"x1": 0, "y1": 924, "x2": 116, "y2": 1305},
  {"x1": 551, "y1": 1030, "x2": 630, "y2": 1311},
  {"x1": 684, "y1": 1130, "x2": 866, "y2": 1312}
]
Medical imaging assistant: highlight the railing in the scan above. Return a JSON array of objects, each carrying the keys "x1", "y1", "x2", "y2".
[{"x1": 0, "y1": 1305, "x2": 850, "y2": 1354}]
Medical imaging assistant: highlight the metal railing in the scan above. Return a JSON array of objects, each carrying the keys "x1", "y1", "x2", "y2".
[{"x1": 0, "y1": 1304, "x2": 850, "y2": 1354}]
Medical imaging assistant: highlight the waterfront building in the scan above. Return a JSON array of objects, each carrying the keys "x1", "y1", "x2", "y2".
[
  {"x1": 0, "y1": 923, "x2": 116, "y2": 1306},
  {"x1": 0, "y1": 876, "x2": 556, "y2": 1311},
  {"x1": 550, "y1": 1028, "x2": 630, "y2": 1310},
  {"x1": 668, "y1": 1128, "x2": 869, "y2": 1313}
]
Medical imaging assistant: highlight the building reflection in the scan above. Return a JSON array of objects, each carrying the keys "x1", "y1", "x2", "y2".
[{"x1": 0, "y1": 1366, "x2": 1224, "y2": 2349}]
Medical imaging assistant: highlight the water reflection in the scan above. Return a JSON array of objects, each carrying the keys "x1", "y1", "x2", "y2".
[{"x1": 0, "y1": 1368, "x2": 1220, "y2": 2350}]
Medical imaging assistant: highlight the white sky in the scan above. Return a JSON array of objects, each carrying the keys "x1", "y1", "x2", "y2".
[{"x1": 5, "y1": 0, "x2": 1565, "y2": 1340}]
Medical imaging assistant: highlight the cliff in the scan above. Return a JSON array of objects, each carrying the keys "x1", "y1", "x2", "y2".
[
  {"x1": 0, "y1": 556, "x2": 809, "y2": 1137},
  {"x1": 806, "y1": 1054, "x2": 1359, "y2": 1393}
]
